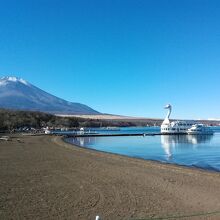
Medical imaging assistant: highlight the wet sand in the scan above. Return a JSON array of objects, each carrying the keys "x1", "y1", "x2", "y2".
[{"x1": 1, "y1": 135, "x2": 220, "y2": 220}]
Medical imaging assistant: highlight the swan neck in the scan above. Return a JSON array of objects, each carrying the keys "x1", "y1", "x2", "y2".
[{"x1": 166, "y1": 107, "x2": 171, "y2": 119}]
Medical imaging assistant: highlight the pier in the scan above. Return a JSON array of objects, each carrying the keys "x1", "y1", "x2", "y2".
[{"x1": 64, "y1": 132, "x2": 187, "y2": 138}]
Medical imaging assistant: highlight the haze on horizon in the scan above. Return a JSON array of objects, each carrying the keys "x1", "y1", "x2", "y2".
[{"x1": 0, "y1": 0, "x2": 220, "y2": 119}]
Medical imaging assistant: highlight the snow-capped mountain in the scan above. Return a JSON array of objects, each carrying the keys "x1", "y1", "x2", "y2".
[{"x1": 0, "y1": 76, "x2": 100, "y2": 115}]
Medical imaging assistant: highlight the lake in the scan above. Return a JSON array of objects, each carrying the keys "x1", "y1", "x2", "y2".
[{"x1": 65, "y1": 126, "x2": 220, "y2": 172}]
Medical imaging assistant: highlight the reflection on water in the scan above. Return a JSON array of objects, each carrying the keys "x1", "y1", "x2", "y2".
[
  {"x1": 66, "y1": 129, "x2": 220, "y2": 171},
  {"x1": 70, "y1": 136, "x2": 97, "y2": 146},
  {"x1": 160, "y1": 135, "x2": 213, "y2": 160},
  {"x1": 187, "y1": 134, "x2": 213, "y2": 144}
]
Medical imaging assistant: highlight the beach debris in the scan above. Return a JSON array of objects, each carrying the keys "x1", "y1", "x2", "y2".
[{"x1": 95, "y1": 216, "x2": 101, "y2": 220}]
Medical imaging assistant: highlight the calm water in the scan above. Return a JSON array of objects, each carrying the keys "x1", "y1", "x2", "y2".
[{"x1": 66, "y1": 127, "x2": 220, "y2": 171}]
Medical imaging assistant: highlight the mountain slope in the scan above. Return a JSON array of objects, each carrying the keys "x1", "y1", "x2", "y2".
[{"x1": 0, "y1": 76, "x2": 100, "y2": 115}]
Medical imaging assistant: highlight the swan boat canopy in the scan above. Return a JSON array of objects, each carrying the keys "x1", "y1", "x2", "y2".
[{"x1": 161, "y1": 104, "x2": 195, "y2": 134}]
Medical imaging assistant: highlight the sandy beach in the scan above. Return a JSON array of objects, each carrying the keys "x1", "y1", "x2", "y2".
[{"x1": 1, "y1": 135, "x2": 220, "y2": 220}]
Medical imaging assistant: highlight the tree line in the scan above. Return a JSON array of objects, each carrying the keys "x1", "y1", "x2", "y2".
[{"x1": 0, "y1": 109, "x2": 138, "y2": 132}]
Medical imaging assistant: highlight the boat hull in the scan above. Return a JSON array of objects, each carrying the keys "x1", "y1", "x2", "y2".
[{"x1": 187, "y1": 131, "x2": 214, "y2": 135}]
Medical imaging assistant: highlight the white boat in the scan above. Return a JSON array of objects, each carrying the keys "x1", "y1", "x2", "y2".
[
  {"x1": 76, "y1": 128, "x2": 97, "y2": 135},
  {"x1": 79, "y1": 127, "x2": 85, "y2": 135},
  {"x1": 187, "y1": 124, "x2": 214, "y2": 135},
  {"x1": 161, "y1": 104, "x2": 195, "y2": 134},
  {"x1": 45, "y1": 130, "x2": 51, "y2": 134},
  {"x1": 44, "y1": 127, "x2": 51, "y2": 134}
]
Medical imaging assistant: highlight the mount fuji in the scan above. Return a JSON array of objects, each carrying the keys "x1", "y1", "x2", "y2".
[{"x1": 0, "y1": 76, "x2": 100, "y2": 115}]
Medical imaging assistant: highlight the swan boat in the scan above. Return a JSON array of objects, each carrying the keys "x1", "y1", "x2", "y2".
[{"x1": 161, "y1": 104, "x2": 195, "y2": 134}]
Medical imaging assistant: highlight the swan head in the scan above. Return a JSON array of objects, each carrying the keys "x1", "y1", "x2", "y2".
[{"x1": 164, "y1": 104, "x2": 172, "y2": 109}]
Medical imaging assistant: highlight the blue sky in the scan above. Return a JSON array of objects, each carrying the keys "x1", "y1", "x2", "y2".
[{"x1": 0, "y1": 0, "x2": 220, "y2": 119}]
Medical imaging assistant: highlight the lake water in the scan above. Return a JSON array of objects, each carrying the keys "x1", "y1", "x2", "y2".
[{"x1": 65, "y1": 126, "x2": 220, "y2": 172}]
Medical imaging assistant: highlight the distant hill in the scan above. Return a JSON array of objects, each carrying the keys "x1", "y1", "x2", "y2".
[{"x1": 0, "y1": 76, "x2": 100, "y2": 115}]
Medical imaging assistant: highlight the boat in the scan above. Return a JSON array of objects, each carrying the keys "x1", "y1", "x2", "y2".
[
  {"x1": 187, "y1": 124, "x2": 214, "y2": 135},
  {"x1": 45, "y1": 130, "x2": 51, "y2": 134},
  {"x1": 78, "y1": 127, "x2": 85, "y2": 135},
  {"x1": 161, "y1": 104, "x2": 195, "y2": 134},
  {"x1": 77, "y1": 128, "x2": 98, "y2": 135},
  {"x1": 44, "y1": 127, "x2": 51, "y2": 134}
]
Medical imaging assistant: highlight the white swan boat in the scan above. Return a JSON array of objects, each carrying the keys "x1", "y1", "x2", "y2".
[
  {"x1": 187, "y1": 124, "x2": 214, "y2": 135},
  {"x1": 161, "y1": 104, "x2": 195, "y2": 134}
]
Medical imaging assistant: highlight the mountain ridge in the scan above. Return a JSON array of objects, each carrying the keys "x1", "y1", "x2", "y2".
[{"x1": 0, "y1": 76, "x2": 100, "y2": 115}]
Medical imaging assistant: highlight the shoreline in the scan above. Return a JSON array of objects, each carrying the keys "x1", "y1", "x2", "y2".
[
  {"x1": 64, "y1": 136, "x2": 220, "y2": 174},
  {"x1": 1, "y1": 135, "x2": 220, "y2": 219}
]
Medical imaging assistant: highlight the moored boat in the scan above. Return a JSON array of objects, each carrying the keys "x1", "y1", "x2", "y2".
[{"x1": 187, "y1": 124, "x2": 214, "y2": 135}]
